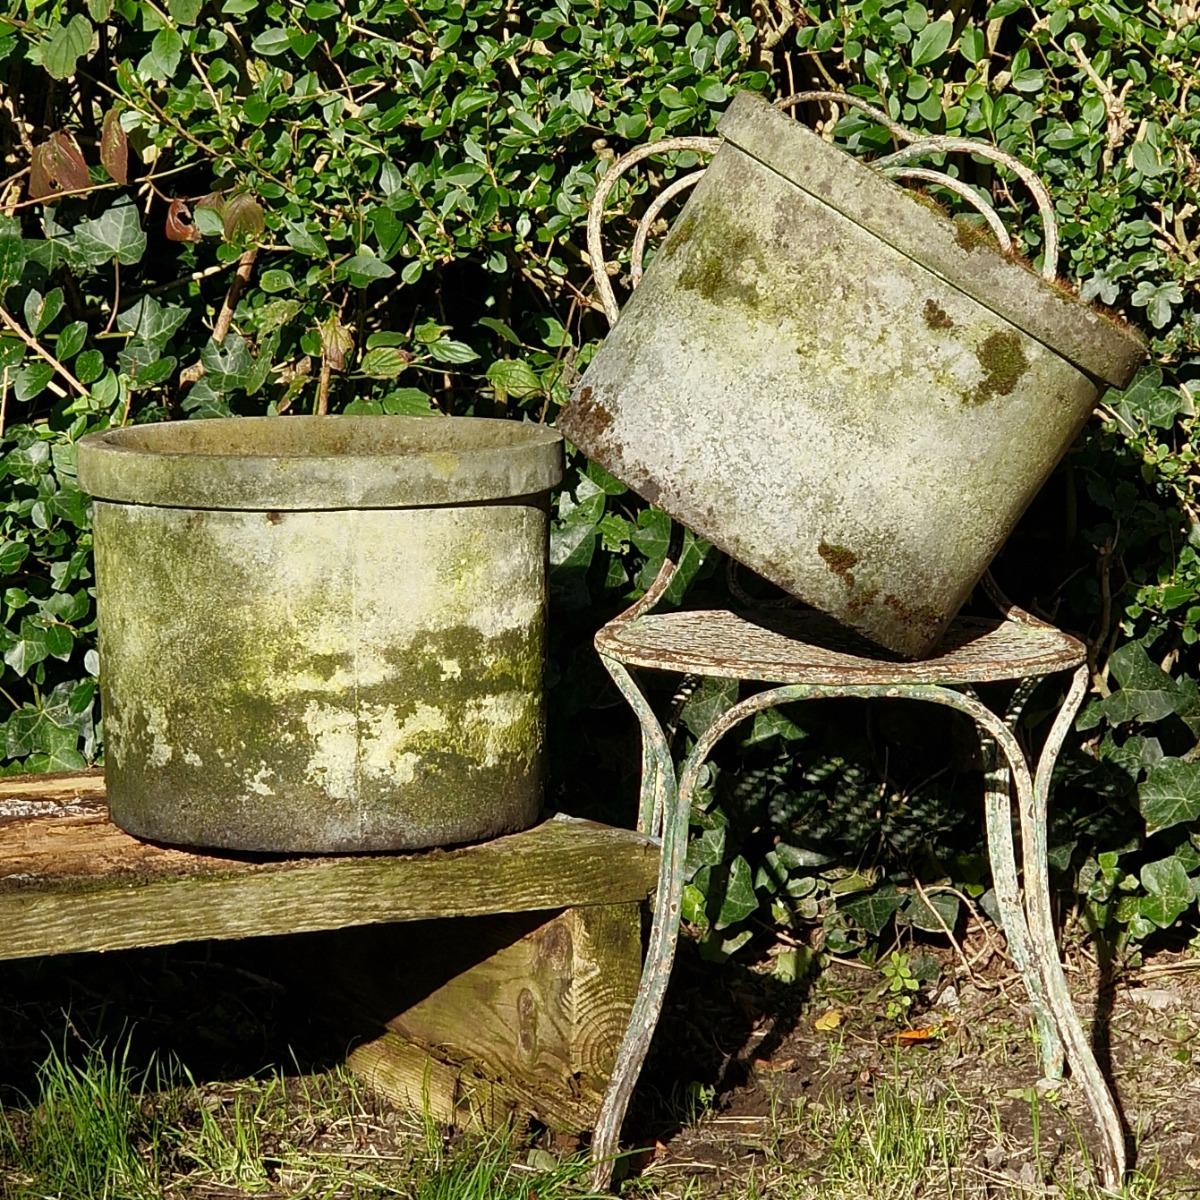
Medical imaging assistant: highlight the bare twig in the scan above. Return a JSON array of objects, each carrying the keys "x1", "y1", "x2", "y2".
[
  {"x1": 179, "y1": 245, "x2": 259, "y2": 386},
  {"x1": 1069, "y1": 40, "x2": 1134, "y2": 168},
  {"x1": 214, "y1": 246, "x2": 258, "y2": 343},
  {"x1": 912, "y1": 877, "x2": 1000, "y2": 992},
  {"x1": 0, "y1": 306, "x2": 89, "y2": 397}
]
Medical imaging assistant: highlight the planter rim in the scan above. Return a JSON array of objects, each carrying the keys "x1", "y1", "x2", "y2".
[
  {"x1": 718, "y1": 92, "x2": 1145, "y2": 389},
  {"x1": 77, "y1": 415, "x2": 564, "y2": 511}
]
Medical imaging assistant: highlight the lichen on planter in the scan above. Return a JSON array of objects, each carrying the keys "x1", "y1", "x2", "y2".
[
  {"x1": 558, "y1": 92, "x2": 1147, "y2": 658},
  {"x1": 78, "y1": 416, "x2": 563, "y2": 853}
]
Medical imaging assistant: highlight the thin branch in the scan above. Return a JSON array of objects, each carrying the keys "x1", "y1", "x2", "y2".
[
  {"x1": 0, "y1": 306, "x2": 89, "y2": 397},
  {"x1": 214, "y1": 246, "x2": 258, "y2": 343},
  {"x1": 179, "y1": 245, "x2": 259, "y2": 386}
]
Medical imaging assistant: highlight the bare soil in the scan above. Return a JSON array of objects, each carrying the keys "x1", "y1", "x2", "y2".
[{"x1": 2, "y1": 930, "x2": 1199, "y2": 1198}]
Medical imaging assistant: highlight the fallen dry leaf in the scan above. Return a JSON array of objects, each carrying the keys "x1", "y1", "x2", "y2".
[
  {"x1": 814, "y1": 1008, "x2": 843, "y2": 1032},
  {"x1": 753, "y1": 1056, "x2": 797, "y2": 1073}
]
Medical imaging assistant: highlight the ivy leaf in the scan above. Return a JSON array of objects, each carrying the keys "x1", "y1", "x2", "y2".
[
  {"x1": 684, "y1": 825, "x2": 727, "y2": 880},
  {"x1": 74, "y1": 200, "x2": 147, "y2": 267},
  {"x1": 901, "y1": 889, "x2": 960, "y2": 934},
  {"x1": 42, "y1": 14, "x2": 94, "y2": 81},
  {"x1": 4, "y1": 618, "x2": 73, "y2": 676},
  {"x1": 1138, "y1": 856, "x2": 1195, "y2": 927},
  {"x1": 1109, "y1": 367, "x2": 1182, "y2": 430},
  {"x1": 200, "y1": 334, "x2": 252, "y2": 392},
  {"x1": 679, "y1": 677, "x2": 739, "y2": 737},
  {"x1": 1131, "y1": 280, "x2": 1184, "y2": 330},
  {"x1": 1138, "y1": 759, "x2": 1200, "y2": 835},
  {"x1": 26, "y1": 747, "x2": 90, "y2": 773},
  {"x1": 714, "y1": 855, "x2": 758, "y2": 929},
  {"x1": 116, "y1": 296, "x2": 188, "y2": 352},
  {"x1": 0, "y1": 223, "x2": 26, "y2": 295},
  {"x1": 1079, "y1": 641, "x2": 1187, "y2": 728},
  {"x1": 911, "y1": 18, "x2": 953, "y2": 66},
  {"x1": 841, "y1": 882, "x2": 904, "y2": 935},
  {"x1": 0, "y1": 541, "x2": 30, "y2": 573}
]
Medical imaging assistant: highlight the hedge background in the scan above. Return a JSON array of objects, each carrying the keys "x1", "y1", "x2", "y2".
[{"x1": 1, "y1": 0, "x2": 1197, "y2": 971}]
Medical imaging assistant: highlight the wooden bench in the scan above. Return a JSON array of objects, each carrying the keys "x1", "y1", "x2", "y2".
[{"x1": 0, "y1": 772, "x2": 659, "y2": 1132}]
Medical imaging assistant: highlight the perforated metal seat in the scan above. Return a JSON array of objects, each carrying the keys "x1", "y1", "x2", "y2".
[{"x1": 596, "y1": 607, "x2": 1085, "y2": 687}]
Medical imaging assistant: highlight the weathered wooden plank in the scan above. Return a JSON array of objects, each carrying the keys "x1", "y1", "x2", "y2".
[
  {"x1": 316, "y1": 906, "x2": 642, "y2": 1131},
  {"x1": 348, "y1": 1031, "x2": 522, "y2": 1130},
  {"x1": 0, "y1": 774, "x2": 659, "y2": 963},
  {"x1": 565, "y1": 903, "x2": 642, "y2": 1096}
]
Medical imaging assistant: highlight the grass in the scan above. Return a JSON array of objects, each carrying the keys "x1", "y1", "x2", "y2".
[
  {"x1": 0, "y1": 1039, "x2": 167, "y2": 1200},
  {"x1": 0, "y1": 1036, "x2": 605, "y2": 1200},
  {"x1": 0, "y1": 1036, "x2": 1184, "y2": 1200},
  {"x1": 630, "y1": 1074, "x2": 1174, "y2": 1200}
]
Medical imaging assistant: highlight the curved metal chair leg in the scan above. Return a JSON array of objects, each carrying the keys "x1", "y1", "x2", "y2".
[
  {"x1": 1022, "y1": 667, "x2": 1126, "y2": 1190},
  {"x1": 591, "y1": 658, "x2": 680, "y2": 1187},
  {"x1": 981, "y1": 737, "x2": 1065, "y2": 1080},
  {"x1": 590, "y1": 673, "x2": 1123, "y2": 1192},
  {"x1": 600, "y1": 657, "x2": 673, "y2": 837},
  {"x1": 590, "y1": 750, "x2": 684, "y2": 1180}
]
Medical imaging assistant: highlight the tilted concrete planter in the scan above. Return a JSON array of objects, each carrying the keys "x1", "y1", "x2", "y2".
[
  {"x1": 78, "y1": 416, "x2": 563, "y2": 853},
  {"x1": 559, "y1": 92, "x2": 1146, "y2": 658}
]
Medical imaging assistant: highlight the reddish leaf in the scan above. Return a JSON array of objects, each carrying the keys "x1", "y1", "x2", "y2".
[
  {"x1": 165, "y1": 198, "x2": 200, "y2": 243},
  {"x1": 318, "y1": 313, "x2": 353, "y2": 371},
  {"x1": 100, "y1": 108, "x2": 128, "y2": 184},
  {"x1": 222, "y1": 192, "x2": 265, "y2": 242},
  {"x1": 29, "y1": 132, "x2": 89, "y2": 201}
]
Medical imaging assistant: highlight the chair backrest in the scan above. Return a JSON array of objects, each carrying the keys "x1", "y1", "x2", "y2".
[{"x1": 587, "y1": 89, "x2": 1059, "y2": 331}]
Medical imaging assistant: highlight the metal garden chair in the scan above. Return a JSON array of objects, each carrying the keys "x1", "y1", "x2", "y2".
[{"x1": 584, "y1": 93, "x2": 1126, "y2": 1191}]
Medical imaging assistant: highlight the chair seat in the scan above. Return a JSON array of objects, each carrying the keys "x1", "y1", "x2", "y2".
[{"x1": 595, "y1": 607, "x2": 1085, "y2": 686}]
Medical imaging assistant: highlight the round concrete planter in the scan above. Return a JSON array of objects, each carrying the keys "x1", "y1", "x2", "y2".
[
  {"x1": 78, "y1": 415, "x2": 563, "y2": 853},
  {"x1": 559, "y1": 92, "x2": 1146, "y2": 658}
]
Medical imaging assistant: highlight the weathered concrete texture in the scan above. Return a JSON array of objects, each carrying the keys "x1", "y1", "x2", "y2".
[
  {"x1": 560, "y1": 94, "x2": 1144, "y2": 658},
  {"x1": 79, "y1": 415, "x2": 562, "y2": 510},
  {"x1": 80, "y1": 417, "x2": 563, "y2": 853}
]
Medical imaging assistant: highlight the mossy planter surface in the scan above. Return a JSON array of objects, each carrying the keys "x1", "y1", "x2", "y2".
[
  {"x1": 77, "y1": 416, "x2": 563, "y2": 853},
  {"x1": 558, "y1": 92, "x2": 1146, "y2": 658}
]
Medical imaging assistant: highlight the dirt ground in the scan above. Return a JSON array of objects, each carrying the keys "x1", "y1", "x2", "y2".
[
  {"x1": 1, "y1": 927, "x2": 1199, "y2": 1198},
  {"x1": 626, "y1": 936, "x2": 1200, "y2": 1196}
]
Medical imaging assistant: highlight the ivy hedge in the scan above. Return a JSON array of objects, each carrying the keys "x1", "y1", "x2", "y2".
[{"x1": 1, "y1": 0, "x2": 1198, "y2": 970}]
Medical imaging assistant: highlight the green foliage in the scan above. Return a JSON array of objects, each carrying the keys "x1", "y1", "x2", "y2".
[
  {"x1": 0, "y1": 1040, "x2": 163, "y2": 1199},
  {"x1": 1, "y1": 0, "x2": 1198, "y2": 964},
  {"x1": 879, "y1": 950, "x2": 920, "y2": 1023}
]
